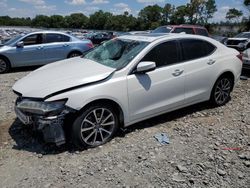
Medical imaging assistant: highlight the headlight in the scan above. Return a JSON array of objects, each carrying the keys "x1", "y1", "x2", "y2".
[
  {"x1": 238, "y1": 43, "x2": 246, "y2": 51},
  {"x1": 17, "y1": 99, "x2": 67, "y2": 116}
]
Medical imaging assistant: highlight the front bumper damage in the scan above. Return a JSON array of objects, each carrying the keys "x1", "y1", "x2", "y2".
[{"x1": 14, "y1": 97, "x2": 74, "y2": 146}]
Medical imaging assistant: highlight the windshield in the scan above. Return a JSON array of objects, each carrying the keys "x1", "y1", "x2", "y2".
[
  {"x1": 84, "y1": 38, "x2": 149, "y2": 69},
  {"x1": 235, "y1": 33, "x2": 250, "y2": 39},
  {"x1": 152, "y1": 26, "x2": 172, "y2": 33},
  {"x1": 3, "y1": 35, "x2": 23, "y2": 46}
]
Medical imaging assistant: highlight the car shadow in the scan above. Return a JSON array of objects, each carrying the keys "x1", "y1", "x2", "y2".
[
  {"x1": 9, "y1": 101, "x2": 215, "y2": 154},
  {"x1": 10, "y1": 66, "x2": 42, "y2": 73}
]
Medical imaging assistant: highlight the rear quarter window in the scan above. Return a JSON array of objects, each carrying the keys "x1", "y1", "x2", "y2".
[{"x1": 180, "y1": 39, "x2": 216, "y2": 61}]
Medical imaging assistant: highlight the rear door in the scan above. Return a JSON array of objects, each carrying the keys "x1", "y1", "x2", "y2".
[
  {"x1": 179, "y1": 38, "x2": 217, "y2": 104},
  {"x1": 127, "y1": 40, "x2": 185, "y2": 122},
  {"x1": 43, "y1": 33, "x2": 71, "y2": 63}
]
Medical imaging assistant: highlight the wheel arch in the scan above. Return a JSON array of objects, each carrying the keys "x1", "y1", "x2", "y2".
[
  {"x1": 0, "y1": 54, "x2": 11, "y2": 67},
  {"x1": 216, "y1": 71, "x2": 235, "y2": 91},
  {"x1": 67, "y1": 50, "x2": 83, "y2": 58},
  {"x1": 78, "y1": 99, "x2": 125, "y2": 127}
]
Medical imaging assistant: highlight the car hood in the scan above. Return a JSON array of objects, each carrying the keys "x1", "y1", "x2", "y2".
[
  {"x1": 0, "y1": 45, "x2": 10, "y2": 51},
  {"x1": 13, "y1": 57, "x2": 116, "y2": 99}
]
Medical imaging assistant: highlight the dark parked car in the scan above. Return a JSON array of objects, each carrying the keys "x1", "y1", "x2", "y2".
[
  {"x1": 87, "y1": 32, "x2": 115, "y2": 45},
  {"x1": 152, "y1": 24, "x2": 209, "y2": 37}
]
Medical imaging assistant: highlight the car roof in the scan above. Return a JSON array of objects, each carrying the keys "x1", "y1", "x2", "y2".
[
  {"x1": 160, "y1": 25, "x2": 206, "y2": 29},
  {"x1": 118, "y1": 33, "x2": 209, "y2": 42},
  {"x1": 27, "y1": 30, "x2": 69, "y2": 35}
]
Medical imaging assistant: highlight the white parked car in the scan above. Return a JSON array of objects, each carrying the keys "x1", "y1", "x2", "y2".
[{"x1": 12, "y1": 33, "x2": 242, "y2": 148}]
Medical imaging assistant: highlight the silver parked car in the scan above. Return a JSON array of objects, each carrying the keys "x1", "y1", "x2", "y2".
[
  {"x1": 13, "y1": 33, "x2": 242, "y2": 149},
  {"x1": 0, "y1": 31, "x2": 94, "y2": 73}
]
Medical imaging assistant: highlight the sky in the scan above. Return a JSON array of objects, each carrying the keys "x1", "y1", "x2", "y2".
[{"x1": 0, "y1": 0, "x2": 249, "y2": 22}]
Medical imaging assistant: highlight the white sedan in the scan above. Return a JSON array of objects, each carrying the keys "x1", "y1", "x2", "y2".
[{"x1": 12, "y1": 33, "x2": 242, "y2": 148}]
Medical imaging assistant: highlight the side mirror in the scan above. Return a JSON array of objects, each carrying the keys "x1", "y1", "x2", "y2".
[
  {"x1": 16, "y1": 41, "x2": 24, "y2": 48},
  {"x1": 135, "y1": 61, "x2": 156, "y2": 74}
]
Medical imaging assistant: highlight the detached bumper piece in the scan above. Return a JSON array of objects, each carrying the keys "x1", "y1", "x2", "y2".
[{"x1": 14, "y1": 98, "x2": 73, "y2": 146}]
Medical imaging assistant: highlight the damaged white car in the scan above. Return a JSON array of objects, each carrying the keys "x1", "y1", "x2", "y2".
[{"x1": 13, "y1": 34, "x2": 242, "y2": 149}]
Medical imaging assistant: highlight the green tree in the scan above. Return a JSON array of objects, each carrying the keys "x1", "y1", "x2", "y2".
[
  {"x1": 138, "y1": 4, "x2": 163, "y2": 29},
  {"x1": 49, "y1": 15, "x2": 65, "y2": 28},
  {"x1": 65, "y1": 13, "x2": 88, "y2": 28},
  {"x1": 32, "y1": 15, "x2": 51, "y2": 27},
  {"x1": 88, "y1": 10, "x2": 112, "y2": 30},
  {"x1": 244, "y1": 0, "x2": 250, "y2": 10},
  {"x1": 186, "y1": 0, "x2": 217, "y2": 24},
  {"x1": 170, "y1": 5, "x2": 188, "y2": 24},
  {"x1": 162, "y1": 3, "x2": 175, "y2": 24},
  {"x1": 226, "y1": 8, "x2": 243, "y2": 22}
]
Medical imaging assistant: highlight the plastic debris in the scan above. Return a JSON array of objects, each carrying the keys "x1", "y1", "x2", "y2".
[{"x1": 154, "y1": 133, "x2": 170, "y2": 145}]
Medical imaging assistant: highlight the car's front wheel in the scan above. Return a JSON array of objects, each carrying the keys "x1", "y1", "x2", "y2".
[
  {"x1": 0, "y1": 57, "x2": 10, "y2": 73},
  {"x1": 71, "y1": 104, "x2": 119, "y2": 149},
  {"x1": 210, "y1": 76, "x2": 233, "y2": 106}
]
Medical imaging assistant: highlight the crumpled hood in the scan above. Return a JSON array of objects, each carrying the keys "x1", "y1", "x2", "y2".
[{"x1": 13, "y1": 57, "x2": 115, "y2": 98}]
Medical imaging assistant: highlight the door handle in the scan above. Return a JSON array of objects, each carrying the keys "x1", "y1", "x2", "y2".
[
  {"x1": 172, "y1": 69, "x2": 184, "y2": 77},
  {"x1": 207, "y1": 59, "x2": 216, "y2": 65},
  {"x1": 63, "y1": 44, "x2": 69, "y2": 47}
]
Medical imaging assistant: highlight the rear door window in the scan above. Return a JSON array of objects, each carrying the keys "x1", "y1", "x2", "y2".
[
  {"x1": 45, "y1": 34, "x2": 70, "y2": 43},
  {"x1": 195, "y1": 28, "x2": 209, "y2": 36},
  {"x1": 172, "y1": 28, "x2": 194, "y2": 34},
  {"x1": 180, "y1": 39, "x2": 216, "y2": 61},
  {"x1": 141, "y1": 40, "x2": 179, "y2": 67}
]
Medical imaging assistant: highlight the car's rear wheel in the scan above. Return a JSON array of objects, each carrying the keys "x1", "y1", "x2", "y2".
[
  {"x1": 210, "y1": 76, "x2": 233, "y2": 106},
  {"x1": 0, "y1": 57, "x2": 10, "y2": 73},
  {"x1": 71, "y1": 104, "x2": 119, "y2": 149},
  {"x1": 68, "y1": 51, "x2": 82, "y2": 58}
]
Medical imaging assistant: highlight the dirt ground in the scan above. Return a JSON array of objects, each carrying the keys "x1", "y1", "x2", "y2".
[{"x1": 0, "y1": 68, "x2": 249, "y2": 188}]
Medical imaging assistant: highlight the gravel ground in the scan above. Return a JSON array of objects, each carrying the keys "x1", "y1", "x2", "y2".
[{"x1": 0, "y1": 68, "x2": 250, "y2": 188}]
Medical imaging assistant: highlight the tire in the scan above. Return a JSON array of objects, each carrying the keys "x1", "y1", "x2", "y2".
[
  {"x1": 210, "y1": 76, "x2": 233, "y2": 106},
  {"x1": 71, "y1": 104, "x2": 119, "y2": 149},
  {"x1": 0, "y1": 57, "x2": 10, "y2": 73},
  {"x1": 68, "y1": 51, "x2": 82, "y2": 58}
]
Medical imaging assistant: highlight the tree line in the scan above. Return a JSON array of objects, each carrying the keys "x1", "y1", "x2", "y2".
[{"x1": 0, "y1": 0, "x2": 249, "y2": 31}]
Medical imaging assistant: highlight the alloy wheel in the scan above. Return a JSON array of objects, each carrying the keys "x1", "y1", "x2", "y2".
[
  {"x1": 214, "y1": 78, "x2": 231, "y2": 105},
  {"x1": 80, "y1": 108, "x2": 116, "y2": 146},
  {"x1": 0, "y1": 59, "x2": 7, "y2": 73}
]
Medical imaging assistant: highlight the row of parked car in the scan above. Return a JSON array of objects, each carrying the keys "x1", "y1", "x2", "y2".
[{"x1": 1, "y1": 25, "x2": 250, "y2": 73}]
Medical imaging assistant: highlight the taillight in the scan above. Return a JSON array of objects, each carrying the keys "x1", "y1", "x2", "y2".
[
  {"x1": 237, "y1": 53, "x2": 243, "y2": 62},
  {"x1": 87, "y1": 42, "x2": 94, "y2": 48}
]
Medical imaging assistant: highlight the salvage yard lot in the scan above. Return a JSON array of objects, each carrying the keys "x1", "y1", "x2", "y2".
[{"x1": 0, "y1": 69, "x2": 250, "y2": 187}]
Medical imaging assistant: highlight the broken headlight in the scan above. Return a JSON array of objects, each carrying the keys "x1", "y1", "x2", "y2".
[{"x1": 16, "y1": 99, "x2": 67, "y2": 116}]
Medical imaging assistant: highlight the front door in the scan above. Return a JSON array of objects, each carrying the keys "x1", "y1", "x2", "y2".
[
  {"x1": 11, "y1": 33, "x2": 45, "y2": 66},
  {"x1": 127, "y1": 40, "x2": 185, "y2": 122}
]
